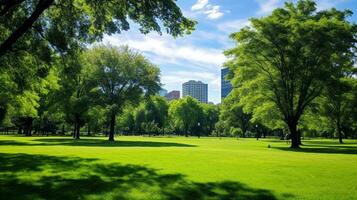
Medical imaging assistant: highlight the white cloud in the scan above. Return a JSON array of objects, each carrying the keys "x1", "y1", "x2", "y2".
[
  {"x1": 191, "y1": 0, "x2": 224, "y2": 20},
  {"x1": 103, "y1": 33, "x2": 226, "y2": 70},
  {"x1": 316, "y1": 0, "x2": 346, "y2": 11},
  {"x1": 217, "y1": 19, "x2": 251, "y2": 33},
  {"x1": 101, "y1": 31, "x2": 225, "y2": 103},
  {"x1": 191, "y1": 0, "x2": 209, "y2": 11},
  {"x1": 256, "y1": 0, "x2": 281, "y2": 15},
  {"x1": 204, "y1": 5, "x2": 224, "y2": 19}
]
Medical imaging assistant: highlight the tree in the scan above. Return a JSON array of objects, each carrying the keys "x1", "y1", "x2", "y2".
[
  {"x1": 317, "y1": 55, "x2": 357, "y2": 143},
  {"x1": 201, "y1": 103, "x2": 219, "y2": 136},
  {"x1": 142, "y1": 96, "x2": 169, "y2": 135},
  {"x1": 0, "y1": 0, "x2": 195, "y2": 58},
  {"x1": 56, "y1": 51, "x2": 96, "y2": 139},
  {"x1": 219, "y1": 93, "x2": 251, "y2": 138},
  {"x1": 169, "y1": 96, "x2": 204, "y2": 137},
  {"x1": 225, "y1": 0, "x2": 356, "y2": 148},
  {"x1": 89, "y1": 45, "x2": 160, "y2": 141}
]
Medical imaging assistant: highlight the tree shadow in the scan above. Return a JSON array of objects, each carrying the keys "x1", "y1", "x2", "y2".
[
  {"x1": 274, "y1": 145, "x2": 357, "y2": 154},
  {"x1": 0, "y1": 138, "x2": 196, "y2": 147},
  {"x1": 0, "y1": 153, "x2": 287, "y2": 200}
]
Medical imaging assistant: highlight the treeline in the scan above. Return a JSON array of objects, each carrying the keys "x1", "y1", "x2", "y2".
[
  {"x1": 1, "y1": 0, "x2": 357, "y2": 148},
  {"x1": 0, "y1": 0, "x2": 195, "y2": 140}
]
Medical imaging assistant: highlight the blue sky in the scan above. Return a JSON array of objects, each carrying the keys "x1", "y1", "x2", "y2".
[{"x1": 103, "y1": 0, "x2": 357, "y2": 103}]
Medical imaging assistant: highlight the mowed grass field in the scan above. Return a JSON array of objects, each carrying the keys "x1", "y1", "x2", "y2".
[{"x1": 0, "y1": 135, "x2": 356, "y2": 200}]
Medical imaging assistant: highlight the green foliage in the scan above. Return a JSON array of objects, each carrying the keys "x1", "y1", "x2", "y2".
[
  {"x1": 225, "y1": 0, "x2": 357, "y2": 147},
  {"x1": 230, "y1": 127, "x2": 243, "y2": 138},
  {"x1": 0, "y1": 0, "x2": 196, "y2": 58},
  {"x1": 88, "y1": 45, "x2": 160, "y2": 140},
  {"x1": 218, "y1": 93, "x2": 252, "y2": 137},
  {"x1": 169, "y1": 96, "x2": 204, "y2": 136}
]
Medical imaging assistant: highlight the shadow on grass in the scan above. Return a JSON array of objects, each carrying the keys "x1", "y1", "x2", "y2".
[
  {"x1": 0, "y1": 138, "x2": 195, "y2": 147},
  {"x1": 0, "y1": 153, "x2": 287, "y2": 200},
  {"x1": 274, "y1": 145, "x2": 357, "y2": 154}
]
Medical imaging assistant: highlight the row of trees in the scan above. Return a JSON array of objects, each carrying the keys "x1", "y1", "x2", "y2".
[
  {"x1": 1, "y1": 0, "x2": 356, "y2": 148},
  {"x1": 0, "y1": 0, "x2": 195, "y2": 141},
  {"x1": 118, "y1": 96, "x2": 219, "y2": 137},
  {"x1": 1, "y1": 45, "x2": 161, "y2": 141}
]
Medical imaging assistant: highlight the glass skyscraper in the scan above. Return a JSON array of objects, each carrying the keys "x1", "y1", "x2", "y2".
[
  {"x1": 221, "y1": 68, "x2": 232, "y2": 99},
  {"x1": 182, "y1": 80, "x2": 208, "y2": 103}
]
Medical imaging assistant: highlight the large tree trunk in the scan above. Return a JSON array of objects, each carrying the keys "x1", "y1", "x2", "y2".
[
  {"x1": 24, "y1": 117, "x2": 33, "y2": 136},
  {"x1": 289, "y1": 120, "x2": 300, "y2": 148},
  {"x1": 75, "y1": 124, "x2": 80, "y2": 139},
  {"x1": 297, "y1": 130, "x2": 302, "y2": 145},
  {"x1": 337, "y1": 120, "x2": 343, "y2": 144},
  {"x1": 109, "y1": 113, "x2": 116, "y2": 141}
]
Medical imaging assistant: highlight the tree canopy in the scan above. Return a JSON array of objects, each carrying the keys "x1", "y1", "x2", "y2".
[{"x1": 225, "y1": 0, "x2": 357, "y2": 148}]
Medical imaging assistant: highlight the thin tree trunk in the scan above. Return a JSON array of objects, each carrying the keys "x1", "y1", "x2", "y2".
[
  {"x1": 73, "y1": 123, "x2": 77, "y2": 138},
  {"x1": 62, "y1": 125, "x2": 65, "y2": 135},
  {"x1": 109, "y1": 113, "x2": 115, "y2": 141},
  {"x1": 87, "y1": 124, "x2": 91, "y2": 136}
]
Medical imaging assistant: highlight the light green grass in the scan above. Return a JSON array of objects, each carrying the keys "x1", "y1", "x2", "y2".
[{"x1": 0, "y1": 135, "x2": 356, "y2": 199}]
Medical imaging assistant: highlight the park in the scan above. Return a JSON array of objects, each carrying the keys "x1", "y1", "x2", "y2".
[
  {"x1": 0, "y1": 135, "x2": 357, "y2": 199},
  {"x1": 1, "y1": 0, "x2": 357, "y2": 199}
]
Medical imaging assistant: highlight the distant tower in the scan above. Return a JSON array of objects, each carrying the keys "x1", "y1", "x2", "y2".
[
  {"x1": 165, "y1": 90, "x2": 180, "y2": 101},
  {"x1": 221, "y1": 68, "x2": 232, "y2": 99},
  {"x1": 182, "y1": 80, "x2": 208, "y2": 103}
]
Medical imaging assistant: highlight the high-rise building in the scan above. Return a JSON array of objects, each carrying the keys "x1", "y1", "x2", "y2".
[
  {"x1": 165, "y1": 90, "x2": 180, "y2": 101},
  {"x1": 182, "y1": 80, "x2": 208, "y2": 103},
  {"x1": 221, "y1": 68, "x2": 232, "y2": 99},
  {"x1": 158, "y1": 88, "x2": 168, "y2": 97}
]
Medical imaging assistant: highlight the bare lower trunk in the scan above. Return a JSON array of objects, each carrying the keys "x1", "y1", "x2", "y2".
[
  {"x1": 109, "y1": 113, "x2": 115, "y2": 141},
  {"x1": 337, "y1": 121, "x2": 343, "y2": 144},
  {"x1": 289, "y1": 121, "x2": 299, "y2": 148},
  {"x1": 73, "y1": 123, "x2": 76, "y2": 138},
  {"x1": 75, "y1": 124, "x2": 80, "y2": 139},
  {"x1": 87, "y1": 125, "x2": 91, "y2": 136},
  {"x1": 24, "y1": 117, "x2": 33, "y2": 136}
]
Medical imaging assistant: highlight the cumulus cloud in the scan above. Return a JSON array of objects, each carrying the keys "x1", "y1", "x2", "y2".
[
  {"x1": 255, "y1": 0, "x2": 281, "y2": 15},
  {"x1": 217, "y1": 19, "x2": 251, "y2": 33},
  {"x1": 191, "y1": 0, "x2": 224, "y2": 20},
  {"x1": 191, "y1": 0, "x2": 209, "y2": 11},
  {"x1": 101, "y1": 32, "x2": 225, "y2": 103},
  {"x1": 316, "y1": 0, "x2": 347, "y2": 11},
  {"x1": 103, "y1": 33, "x2": 225, "y2": 70}
]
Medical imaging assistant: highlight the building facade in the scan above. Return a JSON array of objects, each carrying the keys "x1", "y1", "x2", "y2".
[
  {"x1": 221, "y1": 68, "x2": 232, "y2": 99},
  {"x1": 182, "y1": 80, "x2": 208, "y2": 103},
  {"x1": 165, "y1": 90, "x2": 180, "y2": 101}
]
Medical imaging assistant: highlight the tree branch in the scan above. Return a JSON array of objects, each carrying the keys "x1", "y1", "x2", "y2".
[{"x1": 0, "y1": 0, "x2": 54, "y2": 58}]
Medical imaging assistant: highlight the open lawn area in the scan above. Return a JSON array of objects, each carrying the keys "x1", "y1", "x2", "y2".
[{"x1": 0, "y1": 135, "x2": 356, "y2": 200}]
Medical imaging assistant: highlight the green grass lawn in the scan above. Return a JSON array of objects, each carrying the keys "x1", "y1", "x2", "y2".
[{"x1": 0, "y1": 135, "x2": 356, "y2": 200}]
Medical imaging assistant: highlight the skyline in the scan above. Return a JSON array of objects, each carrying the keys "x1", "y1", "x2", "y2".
[{"x1": 102, "y1": 0, "x2": 357, "y2": 103}]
